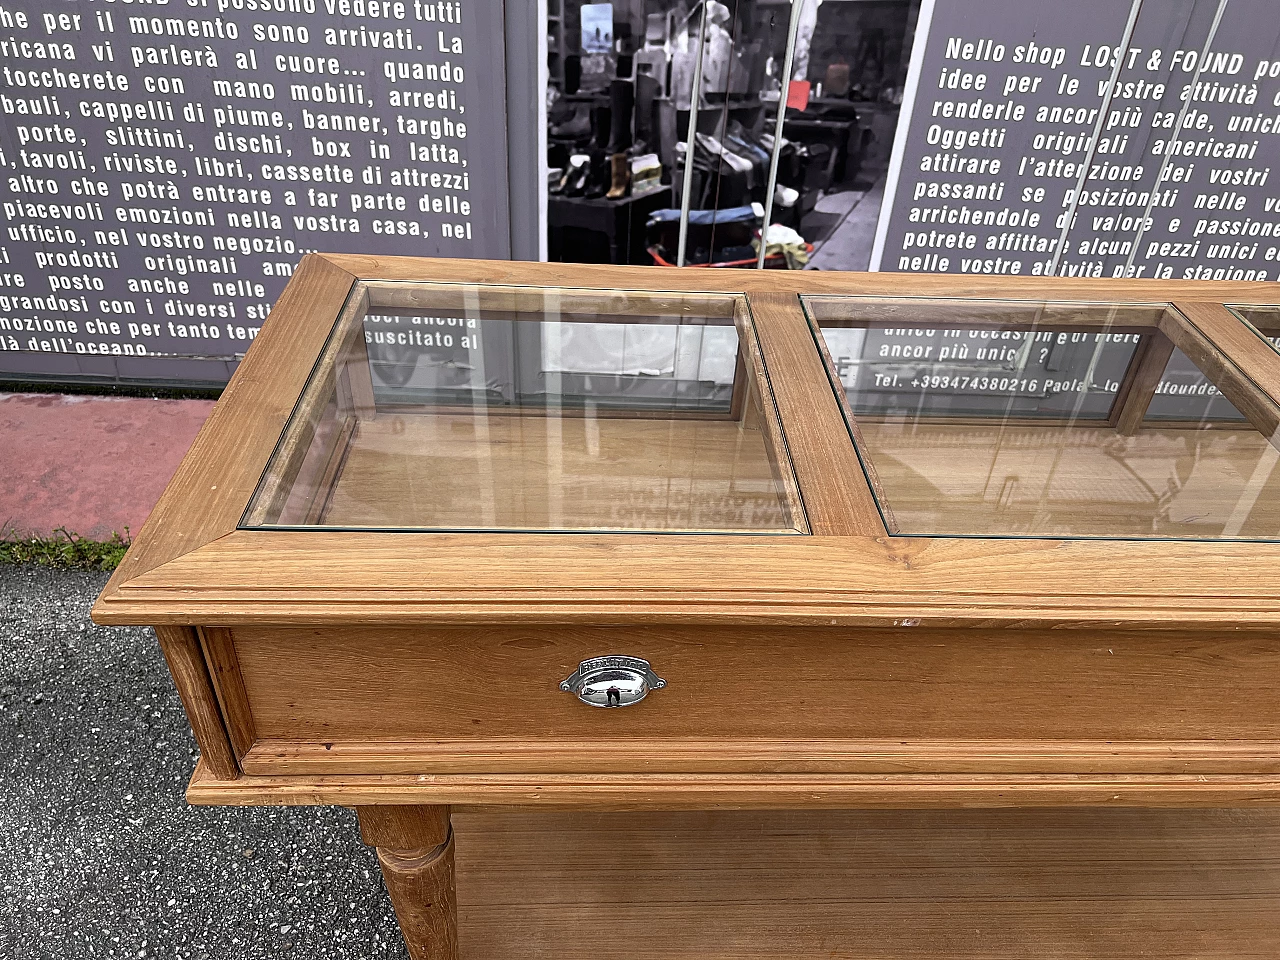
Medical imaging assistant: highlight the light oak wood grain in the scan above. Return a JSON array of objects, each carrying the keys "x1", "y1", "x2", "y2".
[
  {"x1": 1158, "y1": 307, "x2": 1280, "y2": 444},
  {"x1": 734, "y1": 296, "x2": 810, "y2": 533},
  {"x1": 327, "y1": 254, "x2": 1280, "y2": 303},
  {"x1": 186, "y1": 759, "x2": 1280, "y2": 807},
  {"x1": 198, "y1": 627, "x2": 256, "y2": 758},
  {"x1": 220, "y1": 622, "x2": 1280, "y2": 778},
  {"x1": 92, "y1": 259, "x2": 1280, "y2": 631},
  {"x1": 374, "y1": 838, "x2": 457, "y2": 960},
  {"x1": 749, "y1": 292, "x2": 885, "y2": 535},
  {"x1": 90, "y1": 261, "x2": 1280, "y2": 958},
  {"x1": 367, "y1": 281, "x2": 740, "y2": 320},
  {"x1": 154, "y1": 626, "x2": 238, "y2": 780},
  {"x1": 97, "y1": 529, "x2": 1280, "y2": 627},
  {"x1": 1229, "y1": 304, "x2": 1280, "y2": 342},
  {"x1": 300, "y1": 416, "x2": 357, "y2": 526},
  {"x1": 359, "y1": 804, "x2": 451, "y2": 850},
  {"x1": 1176, "y1": 300, "x2": 1280, "y2": 416},
  {"x1": 243, "y1": 739, "x2": 1280, "y2": 776},
  {"x1": 443, "y1": 807, "x2": 1280, "y2": 960},
  {"x1": 244, "y1": 283, "x2": 370, "y2": 525},
  {"x1": 1110, "y1": 330, "x2": 1177, "y2": 435},
  {"x1": 358, "y1": 806, "x2": 457, "y2": 960},
  {"x1": 95, "y1": 254, "x2": 356, "y2": 601}
]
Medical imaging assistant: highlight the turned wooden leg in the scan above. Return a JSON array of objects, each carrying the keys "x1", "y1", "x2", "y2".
[{"x1": 357, "y1": 805, "x2": 457, "y2": 960}]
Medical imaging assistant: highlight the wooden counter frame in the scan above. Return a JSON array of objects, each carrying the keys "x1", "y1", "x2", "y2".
[
  {"x1": 92, "y1": 256, "x2": 1280, "y2": 959},
  {"x1": 95, "y1": 256, "x2": 1280, "y2": 627},
  {"x1": 96, "y1": 253, "x2": 1280, "y2": 755}
]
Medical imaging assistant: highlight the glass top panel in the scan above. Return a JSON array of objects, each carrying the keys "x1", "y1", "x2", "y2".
[
  {"x1": 242, "y1": 283, "x2": 806, "y2": 534},
  {"x1": 807, "y1": 297, "x2": 1280, "y2": 541},
  {"x1": 1226, "y1": 304, "x2": 1280, "y2": 356}
]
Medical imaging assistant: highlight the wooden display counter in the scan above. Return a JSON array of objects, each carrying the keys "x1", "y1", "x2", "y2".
[{"x1": 94, "y1": 256, "x2": 1280, "y2": 958}]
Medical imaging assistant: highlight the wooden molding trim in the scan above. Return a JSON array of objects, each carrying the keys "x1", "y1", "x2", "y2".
[
  {"x1": 155, "y1": 626, "x2": 239, "y2": 780},
  {"x1": 748, "y1": 292, "x2": 886, "y2": 535},
  {"x1": 239, "y1": 738, "x2": 1280, "y2": 777},
  {"x1": 1175, "y1": 299, "x2": 1280, "y2": 416},
  {"x1": 198, "y1": 627, "x2": 258, "y2": 758},
  {"x1": 1159, "y1": 305, "x2": 1280, "y2": 443},
  {"x1": 318, "y1": 255, "x2": 1280, "y2": 303},
  {"x1": 94, "y1": 526, "x2": 1280, "y2": 627},
  {"x1": 1108, "y1": 327, "x2": 1177, "y2": 435},
  {"x1": 93, "y1": 254, "x2": 359, "y2": 615},
  {"x1": 90, "y1": 262, "x2": 1280, "y2": 632},
  {"x1": 187, "y1": 759, "x2": 1280, "y2": 809}
]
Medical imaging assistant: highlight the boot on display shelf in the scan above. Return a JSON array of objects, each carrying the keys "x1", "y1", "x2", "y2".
[
  {"x1": 553, "y1": 154, "x2": 591, "y2": 196},
  {"x1": 550, "y1": 103, "x2": 591, "y2": 139},
  {"x1": 584, "y1": 150, "x2": 613, "y2": 199},
  {"x1": 593, "y1": 103, "x2": 613, "y2": 151},
  {"x1": 606, "y1": 153, "x2": 631, "y2": 200},
  {"x1": 601, "y1": 78, "x2": 636, "y2": 200},
  {"x1": 607, "y1": 79, "x2": 635, "y2": 154}
]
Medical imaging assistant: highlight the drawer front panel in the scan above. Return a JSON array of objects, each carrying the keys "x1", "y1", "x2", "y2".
[{"x1": 224, "y1": 624, "x2": 1280, "y2": 776}]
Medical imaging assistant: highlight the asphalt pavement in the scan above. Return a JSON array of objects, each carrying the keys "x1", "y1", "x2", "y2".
[{"x1": 0, "y1": 565, "x2": 410, "y2": 959}]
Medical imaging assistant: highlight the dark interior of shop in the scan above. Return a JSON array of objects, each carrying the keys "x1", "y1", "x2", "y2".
[{"x1": 546, "y1": 0, "x2": 920, "y2": 269}]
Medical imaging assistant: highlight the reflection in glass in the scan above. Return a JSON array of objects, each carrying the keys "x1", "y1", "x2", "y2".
[
  {"x1": 807, "y1": 296, "x2": 1280, "y2": 541},
  {"x1": 243, "y1": 283, "x2": 806, "y2": 534}
]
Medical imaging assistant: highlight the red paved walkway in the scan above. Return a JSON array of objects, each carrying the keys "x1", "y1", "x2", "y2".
[{"x1": 0, "y1": 393, "x2": 214, "y2": 540}]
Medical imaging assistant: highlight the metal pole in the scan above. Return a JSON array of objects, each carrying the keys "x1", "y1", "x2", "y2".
[
  {"x1": 757, "y1": 0, "x2": 803, "y2": 269},
  {"x1": 1048, "y1": 0, "x2": 1144, "y2": 276},
  {"x1": 1124, "y1": 0, "x2": 1229, "y2": 278},
  {"x1": 676, "y1": 2, "x2": 710, "y2": 267}
]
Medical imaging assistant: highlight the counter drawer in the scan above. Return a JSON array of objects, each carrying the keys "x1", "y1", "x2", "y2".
[{"x1": 203, "y1": 624, "x2": 1280, "y2": 777}]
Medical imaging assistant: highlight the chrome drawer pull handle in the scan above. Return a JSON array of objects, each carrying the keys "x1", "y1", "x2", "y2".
[{"x1": 560, "y1": 656, "x2": 666, "y2": 708}]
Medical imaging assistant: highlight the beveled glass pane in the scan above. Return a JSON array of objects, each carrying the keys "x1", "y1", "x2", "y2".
[
  {"x1": 1227, "y1": 304, "x2": 1280, "y2": 356},
  {"x1": 242, "y1": 282, "x2": 806, "y2": 534},
  {"x1": 807, "y1": 296, "x2": 1280, "y2": 541}
]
